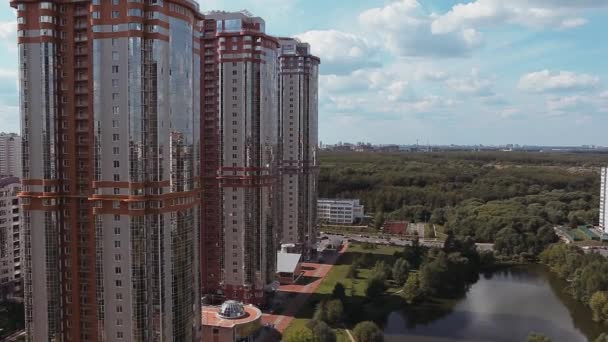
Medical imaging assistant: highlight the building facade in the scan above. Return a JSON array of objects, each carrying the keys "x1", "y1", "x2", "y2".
[
  {"x1": 317, "y1": 199, "x2": 364, "y2": 225},
  {"x1": 0, "y1": 133, "x2": 22, "y2": 178},
  {"x1": 277, "y1": 38, "x2": 319, "y2": 258},
  {"x1": 200, "y1": 11, "x2": 280, "y2": 306},
  {"x1": 13, "y1": 0, "x2": 202, "y2": 340},
  {"x1": 0, "y1": 177, "x2": 21, "y2": 299},
  {"x1": 601, "y1": 167, "x2": 607, "y2": 231}
]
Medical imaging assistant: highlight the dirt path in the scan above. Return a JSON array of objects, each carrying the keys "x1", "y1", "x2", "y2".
[{"x1": 345, "y1": 328, "x2": 356, "y2": 342}]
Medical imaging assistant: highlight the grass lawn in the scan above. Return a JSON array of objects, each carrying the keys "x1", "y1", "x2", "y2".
[
  {"x1": 283, "y1": 243, "x2": 406, "y2": 339},
  {"x1": 424, "y1": 224, "x2": 435, "y2": 238},
  {"x1": 434, "y1": 225, "x2": 448, "y2": 240}
]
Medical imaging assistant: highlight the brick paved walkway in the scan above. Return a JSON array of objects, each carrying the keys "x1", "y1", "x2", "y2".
[{"x1": 262, "y1": 242, "x2": 349, "y2": 333}]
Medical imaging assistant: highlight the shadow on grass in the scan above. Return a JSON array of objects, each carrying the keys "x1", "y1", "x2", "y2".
[{"x1": 335, "y1": 249, "x2": 401, "y2": 268}]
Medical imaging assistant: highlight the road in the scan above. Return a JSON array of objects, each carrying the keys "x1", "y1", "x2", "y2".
[{"x1": 320, "y1": 233, "x2": 494, "y2": 251}]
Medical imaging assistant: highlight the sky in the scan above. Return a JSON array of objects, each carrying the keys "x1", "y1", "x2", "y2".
[{"x1": 1, "y1": 0, "x2": 607, "y2": 146}]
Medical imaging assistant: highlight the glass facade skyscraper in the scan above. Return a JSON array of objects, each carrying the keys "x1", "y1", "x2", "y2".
[
  {"x1": 13, "y1": 1, "x2": 202, "y2": 340},
  {"x1": 11, "y1": 2, "x2": 319, "y2": 339}
]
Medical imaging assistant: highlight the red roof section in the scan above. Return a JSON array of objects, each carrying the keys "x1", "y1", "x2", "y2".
[{"x1": 383, "y1": 221, "x2": 408, "y2": 235}]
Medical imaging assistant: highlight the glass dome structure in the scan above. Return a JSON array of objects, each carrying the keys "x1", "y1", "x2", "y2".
[{"x1": 218, "y1": 300, "x2": 247, "y2": 319}]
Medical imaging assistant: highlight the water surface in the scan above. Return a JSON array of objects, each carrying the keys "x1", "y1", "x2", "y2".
[{"x1": 384, "y1": 265, "x2": 607, "y2": 341}]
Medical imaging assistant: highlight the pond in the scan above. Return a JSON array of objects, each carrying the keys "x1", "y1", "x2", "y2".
[{"x1": 384, "y1": 265, "x2": 607, "y2": 341}]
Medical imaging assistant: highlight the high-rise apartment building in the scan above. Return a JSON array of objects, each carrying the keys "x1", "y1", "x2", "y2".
[
  {"x1": 0, "y1": 133, "x2": 22, "y2": 178},
  {"x1": 601, "y1": 167, "x2": 607, "y2": 231},
  {"x1": 277, "y1": 38, "x2": 319, "y2": 258},
  {"x1": 200, "y1": 11, "x2": 280, "y2": 305},
  {"x1": 0, "y1": 177, "x2": 22, "y2": 299},
  {"x1": 13, "y1": 0, "x2": 202, "y2": 340}
]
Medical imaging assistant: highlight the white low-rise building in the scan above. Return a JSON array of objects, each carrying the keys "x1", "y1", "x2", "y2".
[{"x1": 317, "y1": 199, "x2": 364, "y2": 224}]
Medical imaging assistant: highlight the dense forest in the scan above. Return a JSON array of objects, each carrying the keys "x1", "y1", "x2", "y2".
[{"x1": 319, "y1": 151, "x2": 606, "y2": 255}]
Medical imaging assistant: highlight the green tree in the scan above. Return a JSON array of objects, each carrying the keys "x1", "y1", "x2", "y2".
[
  {"x1": 352, "y1": 321, "x2": 384, "y2": 342},
  {"x1": 325, "y1": 299, "x2": 344, "y2": 325},
  {"x1": 307, "y1": 320, "x2": 336, "y2": 342},
  {"x1": 374, "y1": 211, "x2": 385, "y2": 230},
  {"x1": 419, "y1": 251, "x2": 448, "y2": 296},
  {"x1": 365, "y1": 275, "x2": 386, "y2": 298},
  {"x1": 392, "y1": 258, "x2": 410, "y2": 286},
  {"x1": 589, "y1": 291, "x2": 608, "y2": 323},
  {"x1": 403, "y1": 273, "x2": 423, "y2": 304},
  {"x1": 283, "y1": 327, "x2": 314, "y2": 342},
  {"x1": 527, "y1": 333, "x2": 552, "y2": 342},
  {"x1": 403, "y1": 237, "x2": 424, "y2": 268},
  {"x1": 314, "y1": 299, "x2": 344, "y2": 325},
  {"x1": 479, "y1": 250, "x2": 496, "y2": 269},
  {"x1": 371, "y1": 260, "x2": 391, "y2": 282},
  {"x1": 332, "y1": 282, "x2": 346, "y2": 301}
]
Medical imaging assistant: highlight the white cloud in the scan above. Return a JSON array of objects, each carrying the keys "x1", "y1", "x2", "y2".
[
  {"x1": 499, "y1": 108, "x2": 520, "y2": 119},
  {"x1": 445, "y1": 69, "x2": 494, "y2": 96},
  {"x1": 0, "y1": 21, "x2": 16, "y2": 40},
  {"x1": 559, "y1": 18, "x2": 588, "y2": 29},
  {"x1": 415, "y1": 69, "x2": 448, "y2": 82},
  {"x1": 546, "y1": 95, "x2": 586, "y2": 112},
  {"x1": 431, "y1": 0, "x2": 607, "y2": 34},
  {"x1": 542, "y1": 91, "x2": 608, "y2": 117},
  {"x1": 518, "y1": 70, "x2": 600, "y2": 92},
  {"x1": 295, "y1": 30, "x2": 380, "y2": 75},
  {"x1": 359, "y1": 0, "x2": 483, "y2": 58},
  {"x1": 320, "y1": 65, "x2": 456, "y2": 117}
]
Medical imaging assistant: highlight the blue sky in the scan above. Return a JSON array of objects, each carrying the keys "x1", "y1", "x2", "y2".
[{"x1": 1, "y1": 0, "x2": 607, "y2": 146}]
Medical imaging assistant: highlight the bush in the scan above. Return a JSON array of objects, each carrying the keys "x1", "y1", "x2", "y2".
[{"x1": 352, "y1": 321, "x2": 384, "y2": 342}]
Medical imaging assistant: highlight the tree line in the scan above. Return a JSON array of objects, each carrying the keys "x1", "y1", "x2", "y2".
[
  {"x1": 320, "y1": 151, "x2": 603, "y2": 256},
  {"x1": 540, "y1": 244, "x2": 608, "y2": 324}
]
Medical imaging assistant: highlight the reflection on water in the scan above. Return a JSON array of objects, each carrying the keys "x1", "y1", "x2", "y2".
[{"x1": 384, "y1": 265, "x2": 607, "y2": 341}]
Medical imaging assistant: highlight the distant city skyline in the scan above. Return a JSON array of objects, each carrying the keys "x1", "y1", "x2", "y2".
[{"x1": 1, "y1": 0, "x2": 608, "y2": 146}]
